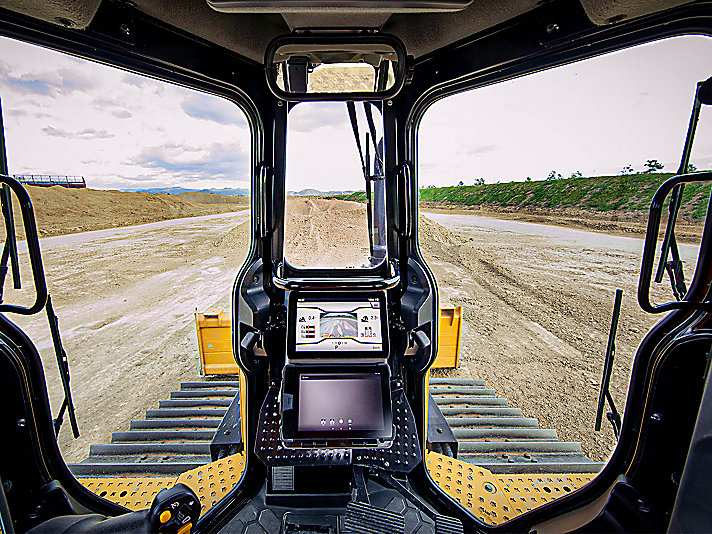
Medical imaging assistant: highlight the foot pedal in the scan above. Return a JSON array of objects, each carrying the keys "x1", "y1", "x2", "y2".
[
  {"x1": 343, "y1": 502, "x2": 405, "y2": 534},
  {"x1": 435, "y1": 514, "x2": 464, "y2": 534}
]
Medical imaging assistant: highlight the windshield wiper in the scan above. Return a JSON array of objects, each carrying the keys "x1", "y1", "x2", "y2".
[
  {"x1": 654, "y1": 77, "x2": 712, "y2": 300},
  {"x1": 47, "y1": 295, "x2": 80, "y2": 438},
  {"x1": 346, "y1": 102, "x2": 387, "y2": 263},
  {"x1": 0, "y1": 98, "x2": 20, "y2": 301},
  {"x1": 596, "y1": 289, "x2": 623, "y2": 440}
]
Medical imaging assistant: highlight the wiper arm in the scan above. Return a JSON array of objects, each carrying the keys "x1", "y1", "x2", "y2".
[
  {"x1": 0, "y1": 98, "x2": 20, "y2": 302},
  {"x1": 46, "y1": 295, "x2": 79, "y2": 438},
  {"x1": 596, "y1": 288, "x2": 623, "y2": 440},
  {"x1": 363, "y1": 103, "x2": 383, "y2": 172},
  {"x1": 0, "y1": 185, "x2": 21, "y2": 297},
  {"x1": 346, "y1": 101, "x2": 368, "y2": 179}
]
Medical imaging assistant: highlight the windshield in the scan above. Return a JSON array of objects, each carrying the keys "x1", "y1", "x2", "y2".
[{"x1": 284, "y1": 101, "x2": 386, "y2": 269}]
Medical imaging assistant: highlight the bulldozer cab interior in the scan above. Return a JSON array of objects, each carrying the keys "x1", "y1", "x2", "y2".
[{"x1": 3, "y1": 2, "x2": 712, "y2": 534}]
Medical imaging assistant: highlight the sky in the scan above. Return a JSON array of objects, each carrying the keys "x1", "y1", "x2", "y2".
[
  {"x1": 0, "y1": 33, "x2": 711, "y2": 192},
  {"x1": 419, "y1": 35, "x2": 712, "y2": 186}
]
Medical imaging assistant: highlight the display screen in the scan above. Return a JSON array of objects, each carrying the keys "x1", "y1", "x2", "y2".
[
  {"x1": 295, "y1": 298, "x2": 382, "y2": 353},
  {"x1": 297, "y1": 373, "x2": 385, "y2": 432}
]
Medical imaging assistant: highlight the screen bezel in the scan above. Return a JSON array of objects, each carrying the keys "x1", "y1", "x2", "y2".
[
  {"x1": 281, "y1": 363, "x2": 393, "y2": 443},
  {"x1": 287, "y1": 291, "x2": 389, "y2": 360}
]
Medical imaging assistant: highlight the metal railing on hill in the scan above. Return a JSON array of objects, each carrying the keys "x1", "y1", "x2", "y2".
[{"x1": 12, "y1": 175, "x2": 86, "y2": 188}]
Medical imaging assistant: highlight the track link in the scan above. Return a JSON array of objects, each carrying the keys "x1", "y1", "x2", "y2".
[
  {"x1": 69, "y1": 380, "x2": 238, "y2": 477},
  {"x1": 70, "y1": 377, "x2": 602, "y2": 477},
  {"x1": 429, "y1": 377, "x2": 604, "y2": 474}
]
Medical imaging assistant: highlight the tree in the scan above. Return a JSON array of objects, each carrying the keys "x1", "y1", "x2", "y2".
[
  {"x1": 687, "y1": 163, "x2": 697, "y2": 173},
  {"x1": 569, "y1": 171, "x2": 583, "y2": 179},
  {"x1": 473, "y1": 177, "x2": 485, "y2": 185},
  {"x1": 546, "y1": 170, "x2": 562, "y2": 181},
  {"x1": 525, "y1": 177, "x2": 531, "y2": 181},
  {"x1": 457, "y1": 180, "x2": 464, "y2": 186},
  {"x1": 644, "y1": 159, "x2": 664, "y2": 173},
  {"x1": 620, "y1": 165, "x2": 634, "y2": 175}
]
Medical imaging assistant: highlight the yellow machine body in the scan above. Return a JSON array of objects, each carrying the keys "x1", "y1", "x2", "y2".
[
  {"x1": 194, "y1": 309, "x2": 235, "y2": 376},
  {"x1": 431, "y1": 304, "x2": 463, "y2": 369},
  {"x1": 195, "y1": 305, "x2": 462, "y2": 375}
]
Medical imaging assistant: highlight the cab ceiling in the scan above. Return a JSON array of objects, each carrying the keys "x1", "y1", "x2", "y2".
[{"x1": 0, "y1": 0, "x2": 696, "y2": 62}]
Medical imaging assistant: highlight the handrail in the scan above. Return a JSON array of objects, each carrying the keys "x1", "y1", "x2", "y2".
[
  {"x1": 639, "y1": 171, "x2": 712, "y2": 313},
  {"x1": 272, "y1": 274, "x2": 400, "y2": 291},
  {"x1": 0, "y1": 174, "x2": 48, "y2": 315}
]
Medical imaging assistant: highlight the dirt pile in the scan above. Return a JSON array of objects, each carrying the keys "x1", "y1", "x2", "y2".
[
  {"x1": 11, "y1": 186, "x2": 247, "y2": 238},
  {"x1": 284, "y1": 197, "x2": 371, "y2": 268},
  {"x1": 215, "y1": 219, "x2": 251, "y2": 251},
  {"x1": 177, "y1": 192, "x2": 249, "y2": 205}
]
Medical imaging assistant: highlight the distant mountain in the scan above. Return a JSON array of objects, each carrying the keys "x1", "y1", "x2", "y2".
[
  {"x1": 288, "y1": 188, "x2": 357, "y2": 196},
  {"x1": 135, "y1": 186, "x2": 249, "y2": 197}
]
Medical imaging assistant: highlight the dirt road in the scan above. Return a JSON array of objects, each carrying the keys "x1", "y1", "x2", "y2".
[
  {"x1": 11, "y1": 186, "x2": 248, "y2": 238},
  {"x1": 8, "y1": 211, "x2": 251, "y2": 462},
  {"x1": 3, "y1": 197, "x2": 694, "y2": 466},
  {"x1": 421, "y1": 212, "x2": 696, "y2": 462}
]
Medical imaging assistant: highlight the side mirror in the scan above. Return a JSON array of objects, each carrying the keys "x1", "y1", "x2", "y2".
[
  {"x1": 264, "y1": 34, "x2": 407, "y2": 101},
  {"x1": 639, "y1": 172, "x2": 712, "y2": 313}
]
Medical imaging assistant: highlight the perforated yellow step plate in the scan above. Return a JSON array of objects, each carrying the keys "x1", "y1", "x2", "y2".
[
  {"x1": 78, "y1": 452, "x2": 246, "y2": 515},
  {"x1": 425, "y1": 451, "x2": 597, "y2": 525}
]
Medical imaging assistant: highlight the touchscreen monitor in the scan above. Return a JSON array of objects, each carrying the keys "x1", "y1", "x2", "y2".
[
  {"x1": 292, "y1": 296, "x2": 386, "y2": 356},
  {"x1": 298, "y1": 372, "x2": 384, "y2": 432},
  {"x1": 281, "y1": 363, "x2": 392, "y2": 443}
]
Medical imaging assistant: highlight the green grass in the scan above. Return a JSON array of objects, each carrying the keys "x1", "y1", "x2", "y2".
[{"x1": 328, "y1": 173, "x2": 712, "y2": 219}]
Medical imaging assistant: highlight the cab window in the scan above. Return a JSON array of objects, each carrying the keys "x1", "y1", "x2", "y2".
[
  {"x1": 418, "y1": 34, "x2": 712, "y2": 525},
  {"x1": 0, "y1": 35, "x2": 251, "y2": 512}
]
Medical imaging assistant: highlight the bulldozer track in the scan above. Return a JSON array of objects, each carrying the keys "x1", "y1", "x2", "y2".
[{"x1": 70, "y1": 378, "x2": 601, "y2": 477}]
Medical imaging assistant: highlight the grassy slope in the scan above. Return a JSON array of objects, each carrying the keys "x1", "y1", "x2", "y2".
[{"x1": 335, "y1": 173, "x2": 712, "y2": 219}]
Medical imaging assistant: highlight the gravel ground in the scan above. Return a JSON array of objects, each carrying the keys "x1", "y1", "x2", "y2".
[{"x1": 3, "y1": 197, "x2": 695, "y2": 467}]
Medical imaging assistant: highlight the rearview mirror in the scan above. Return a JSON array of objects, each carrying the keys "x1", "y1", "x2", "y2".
[{"x1": 264, "y1": 34, "x2": 407, "y2": 101}]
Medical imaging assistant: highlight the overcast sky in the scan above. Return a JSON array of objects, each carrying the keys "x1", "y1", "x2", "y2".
[{"x1": 0, "y1": 33, "x2": 710, "y2": 192}]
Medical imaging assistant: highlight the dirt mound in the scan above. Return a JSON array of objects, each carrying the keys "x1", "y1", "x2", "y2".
[
  {"x1": 215, "y1": 220, "x2": 251, "y2": 251},
  {"x1": 11, "y1": 186, "x2": 247, "y2": 238},
  {"x1": 285, "y1": 197, "x2": 370, "y2": 268},
  {"x1": 177, "y1": 192, "x2": 249, "y2": 205}
]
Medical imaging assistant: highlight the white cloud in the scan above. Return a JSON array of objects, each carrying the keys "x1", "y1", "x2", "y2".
[
  {"x1": 0, "y1": 36, "x2": 250, "y2": 191},
  {"x1": 1, "y1": 34, "x2": 711, "y2": 193}
]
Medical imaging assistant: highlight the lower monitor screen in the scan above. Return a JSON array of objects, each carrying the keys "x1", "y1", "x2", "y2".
[
  {"x1": 295, "y1": 299, "x2": 382, "y2": 353},
  {"x1": 297, "y1": 373, "x2": 385, "y2": 432}
]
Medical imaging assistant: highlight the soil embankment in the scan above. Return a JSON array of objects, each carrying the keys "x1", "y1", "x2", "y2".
[{"x1": 11, "y1": 186, "x2": 248, "y2": 238}]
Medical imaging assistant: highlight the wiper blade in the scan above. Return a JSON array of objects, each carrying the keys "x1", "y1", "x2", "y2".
[
  {"x1": 346, "y1": 101, "x2": 368, "y2": 179},
  {"x1": 0, "y1": 184, "x2": 21, "y2": 297},
  {"x1": 46, "y1": 295, "x2": 79, "y2": 438},
  {"x1": 595, "y1": 288, "x2": 623, "y2": 440}
]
